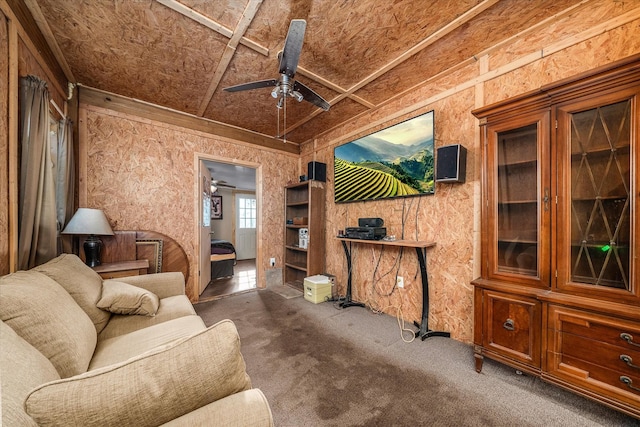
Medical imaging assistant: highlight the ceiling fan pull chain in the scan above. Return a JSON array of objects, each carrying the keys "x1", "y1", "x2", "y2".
[{"x1": 284, "y1": 95, "x2": 287, "y2": 144}]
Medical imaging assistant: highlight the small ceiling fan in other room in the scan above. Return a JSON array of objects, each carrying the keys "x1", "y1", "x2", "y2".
[
  {"x1": 223, "y1": 19, "x2": 330, "y2": 113},
  {"x1": 211, "y1": 179, "x2": 235, "y2": 193}
]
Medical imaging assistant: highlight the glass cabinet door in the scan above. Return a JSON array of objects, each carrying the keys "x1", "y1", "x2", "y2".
[
  {"x1": 486, "y1": 112, "x2": 550, "y2": 286},
  {"x1": 557, "y1": 95, "x2": 636, "y2": 297}
]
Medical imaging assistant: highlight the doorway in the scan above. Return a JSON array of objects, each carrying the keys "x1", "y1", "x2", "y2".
[{"x1": 195, "y1": 155, "x2": 261, "y2": 301}]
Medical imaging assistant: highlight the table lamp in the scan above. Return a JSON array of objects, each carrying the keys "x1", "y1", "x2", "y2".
[{"x1": 62, "y1": 208, "x2": 114, "y2": 267}]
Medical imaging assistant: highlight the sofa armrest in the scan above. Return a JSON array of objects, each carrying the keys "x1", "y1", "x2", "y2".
[
  {"x1": 160, "y1": 389, "x2": 273, "y2": 426},
  {"x1": 108, "y1": 272, "x2": 185, "y2": 298},
  {"x1": 25, "y1": 320, "x2": 253, "y2": 427}
]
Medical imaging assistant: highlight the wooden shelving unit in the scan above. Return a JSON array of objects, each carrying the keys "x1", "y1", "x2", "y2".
[{"x1": 283, "y1": 180, "x2": 325, "y2": 290}]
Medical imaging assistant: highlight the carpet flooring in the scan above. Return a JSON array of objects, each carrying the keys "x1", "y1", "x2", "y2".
[{"x1": 194, "y1": 289, "x2": 640, "y2": 426}]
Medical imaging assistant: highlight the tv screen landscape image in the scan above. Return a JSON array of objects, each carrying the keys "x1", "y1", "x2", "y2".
[{"x1": 334, "y1": 110, "x2": 435, "y2": 203}]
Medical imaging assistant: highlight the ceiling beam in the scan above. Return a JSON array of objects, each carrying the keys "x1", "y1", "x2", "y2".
[
  {"x1": 295, "y1": 66, "x2": 375, "y2": 109},
  {"x1": 197, "y1": 0, "x2": 263, "y2": 116},
  {"x1": 155, "y1": 0, "x2": 269, "y2": 56},
  {"x1": 79, "y1": 85, "x2": 299, "y2": 154},
  {"x1": 23, "y1": 0, "x2": 76, "y2": 83}
]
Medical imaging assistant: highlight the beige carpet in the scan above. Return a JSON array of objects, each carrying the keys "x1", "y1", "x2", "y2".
[
  {"x1": 195, "y1": 289, "x2": 640, "y2": 426},
  {"x1": 268, "y1": 283, "x2": 303, "y2": 299}
]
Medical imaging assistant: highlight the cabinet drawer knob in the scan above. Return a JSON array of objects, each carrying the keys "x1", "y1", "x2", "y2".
[
  {"x1": 620, "y1": 333, "x2": 640, "y2": 348},
  {"x1": 620, "y1": 376, "x2": 640, "y2": 392},
  {"x1": 620, "y1": 355, "x2": 640, "y2": 370},
  {"x1": 503, "y1": 319, "x2": 515, "y2": 331}
]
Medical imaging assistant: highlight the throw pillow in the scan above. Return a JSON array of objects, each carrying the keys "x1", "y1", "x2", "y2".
[
  {"x1": 25, "y1": 320, "x2": 252, "y2": 427},
  {"x1": 34, "y1": 253, "x2": 111, "y2": 333},
  {"x1": 0, "y1": 271, "x2": 97, "y2": 378},
  {"x1": 97, "y1": 280, "x2": 160, "y2": 316}
]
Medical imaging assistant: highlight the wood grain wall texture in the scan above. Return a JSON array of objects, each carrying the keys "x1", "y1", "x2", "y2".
[
  {"x1": 302, "y1": 0, "x2": 640, "y2": 343},
  {"x1": 0, "y1": 11, "x2": 9, "y2": 275},
  {"x1": 81, "y1": 105, "x2": 298, "y2": 301}
]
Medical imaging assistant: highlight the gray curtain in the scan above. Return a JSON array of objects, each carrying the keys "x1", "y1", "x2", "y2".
[
  {"x1": 56, "y1": 118, "x2": 75, "y2": 254},
  {"x1": 18, "y1": 75, "x2": 57, "y2": 269}
]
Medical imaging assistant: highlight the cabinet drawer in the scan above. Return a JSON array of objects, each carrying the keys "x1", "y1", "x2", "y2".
[
  {"x1": 560, "y1": 332, "x2": 640, "y2": 380},
  {"x1": 482, "y1": 290, "x2": 541, "y2": 368},
  {"x1": 547, "y1": 305, "x2": 640, "y2": 404},
  {"x1": 549, "y1": 305, "x2": 640, "y2": 348}
]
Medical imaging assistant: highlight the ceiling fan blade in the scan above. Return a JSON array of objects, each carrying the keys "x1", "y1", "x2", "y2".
[
  {"x1": 223, "y1": 79, "x2": 278, "y2": 92},
  {"x1": 293, "y1": 81, "x2": 330, "y2": 111},
  {"x1": 278, "y1": 19, "x2": 306, "y2": 78}
]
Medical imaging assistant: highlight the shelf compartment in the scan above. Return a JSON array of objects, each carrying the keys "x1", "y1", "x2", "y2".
[
  {"x1": 497, "y1": 124, "x2": 538, "y2": 166},
  {"x1": 497, "y1": 240, "x2": 538, "y2": 275},
  {"x1": 570, "y1": 244, "x2": 630, "y2": 289}
]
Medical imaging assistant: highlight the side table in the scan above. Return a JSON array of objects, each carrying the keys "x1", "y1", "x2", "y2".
[{"x1": 93, "y1": 260, "x2": 149, "y2": 280}]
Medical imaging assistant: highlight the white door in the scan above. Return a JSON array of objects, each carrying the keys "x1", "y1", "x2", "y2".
[
  {"x1": 235, "y1": 193, "x2": 256, "y2": 260},
  {"x1": 199, "y1": 162, "x2": 212, "y2": 295}
]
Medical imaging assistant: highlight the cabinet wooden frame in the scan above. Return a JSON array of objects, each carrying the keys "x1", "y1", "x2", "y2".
[
  {"x1": 554, "y1": 87, "x2": 640, "y2": 304},
  {"x1": 481, "y1": 109, "x2": 552, "y2": 289},
  {"x1": 472, "y1": 54, "x2": 640, "y2": 419}
]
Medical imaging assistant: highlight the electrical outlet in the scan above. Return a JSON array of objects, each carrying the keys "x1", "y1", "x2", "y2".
[
  {"x1": 270, "y1": 257, "x2": 276, "y2": 267},
  {"x1": 396, "y1": 276, "x2": 404, "y2": 288}
]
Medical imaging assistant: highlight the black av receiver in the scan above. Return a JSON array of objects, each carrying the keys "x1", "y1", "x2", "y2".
[{"x1": 344, "y1": 227, "x2": 387, "y2": 240}]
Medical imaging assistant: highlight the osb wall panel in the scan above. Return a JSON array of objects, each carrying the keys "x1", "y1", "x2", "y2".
[
  {"x1": 82, "y1": 105, "x2": 298, "y2": 301},
  {"x1": 484, "y1": 13, "x2": 640, "y2": 104},
  {"x1": 302, "y1": 88, "x2": 478, "y2": 343},
  {"x1": 302, "y1": 2, "x2": 639, "y2": 344},
  {"x1": 488, "y1": 0, "x2": 638, "y2": 70},
  {"x1": 0, "y1": 11, "x2": 9, "y2": 275}
]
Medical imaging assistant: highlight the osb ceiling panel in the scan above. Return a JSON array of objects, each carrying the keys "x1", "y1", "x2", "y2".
[
  {"x1": 355, "y1": 0, "x2": 585, "y2": 105},
  {"x1": 30, "y1": 0, "x2": 590, "y2": 145}
]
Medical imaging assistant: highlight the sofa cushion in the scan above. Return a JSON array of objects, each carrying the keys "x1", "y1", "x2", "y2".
[
  {"x1": 160, "y1": 389, "x2": 273, "y2": 426},
  {"x1": 99, "y1": 295, "x2": 197, "y2": 340},
  {"x1": 111, "y1": 272, "x2": 185, "y2": 299},
  {"x1": 1, "y1": 320, "x2": 61, "y2": 427},
  {"x1": 97, "y1": 280, "x2": 160, "y2": 316},
  {"x1": 34, "y1": 253, "x2": 111, "y2": 333},
  {"x1": 25, "y1": 320, "x2": 252, "y2": 427},
  {"x1": 89, "y1": 315, "x2": 206, "y2": 370},
  {"x1": 0, "y1": 270, "x2": 97, "y2": 378}
]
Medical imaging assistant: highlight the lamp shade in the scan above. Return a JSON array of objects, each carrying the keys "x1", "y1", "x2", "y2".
[{"x1": 62, "y1": 208, "x2": 114, "y2": 236}]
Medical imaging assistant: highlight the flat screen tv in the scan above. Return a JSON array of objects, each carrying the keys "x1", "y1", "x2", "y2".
[{"x1": 334, "y1": 110, "x2": 435, "y2": 203}]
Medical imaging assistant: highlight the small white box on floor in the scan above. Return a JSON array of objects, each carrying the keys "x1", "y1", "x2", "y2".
[{"x1": 303, "y1": 275, "x2": 331, "y2": 304}]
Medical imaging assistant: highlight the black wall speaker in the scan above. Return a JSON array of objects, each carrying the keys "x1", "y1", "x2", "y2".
[
  {"x1": 307, "y1": 161, "x2": 326, "y2": 182},
  {"x1": 435, "y1": 144, "x2": 467, "y2": 183}
]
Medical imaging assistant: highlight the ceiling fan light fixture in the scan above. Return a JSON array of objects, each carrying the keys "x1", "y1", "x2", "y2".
[{"x1": 222, "y1": 19, "x2": 330, "y2": 131}]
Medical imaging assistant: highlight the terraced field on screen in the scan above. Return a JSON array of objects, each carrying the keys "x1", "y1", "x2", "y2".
[{"x1": 334, "y1": 158, "x2": 419, "y2": 202}]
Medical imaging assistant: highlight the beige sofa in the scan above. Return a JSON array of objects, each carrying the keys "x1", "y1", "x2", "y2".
[{"x1": 0, "y1": 254, "x2": 273, "y2": 426}]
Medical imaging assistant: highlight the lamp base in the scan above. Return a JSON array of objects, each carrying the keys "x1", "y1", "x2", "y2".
[{"x1": 83, "y1": 235, "x2": 103, "y2": 267}]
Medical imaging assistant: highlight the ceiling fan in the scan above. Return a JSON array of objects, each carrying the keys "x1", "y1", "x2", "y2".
[
  {"x1": 223, "y1": 19, "x2": 330, "y2": 112},
  {"x1": 211, "y1": 178, "x2": 235, "y2": 193}
]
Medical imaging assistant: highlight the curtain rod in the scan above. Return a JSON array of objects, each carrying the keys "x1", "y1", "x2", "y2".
[{"x1": 49, "y1": 98, "x2": 66, "y2": 119}]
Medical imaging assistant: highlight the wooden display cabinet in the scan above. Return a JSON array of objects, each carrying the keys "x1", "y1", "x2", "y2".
[
  {"x1": 283, "y1": 180, "x2": 326, "y2": 290},
  {"x1": 472, "y1": 55, "x2": 640, "y2": 418}
]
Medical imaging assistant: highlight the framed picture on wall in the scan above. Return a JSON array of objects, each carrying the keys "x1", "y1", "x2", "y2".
[{"x1": 211, "y1": 195, "x2": 223, "y2": 220}]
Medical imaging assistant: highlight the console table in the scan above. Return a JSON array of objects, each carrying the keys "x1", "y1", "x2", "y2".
[{"x1": 337, "y1": 237, "x2": 450, "y2": 340}]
